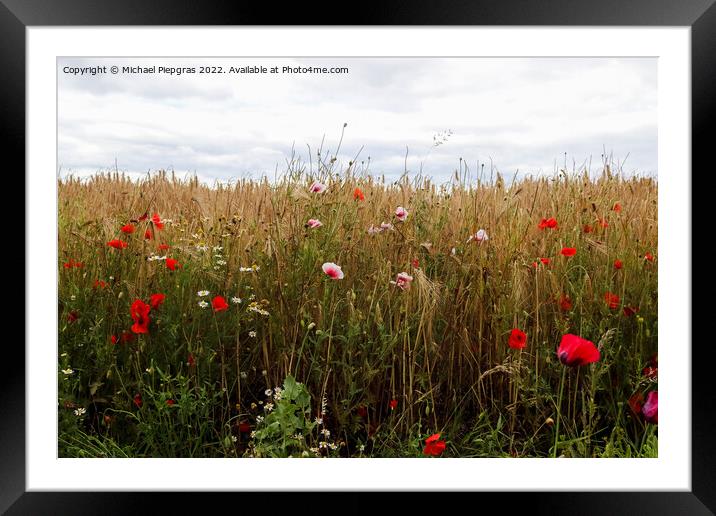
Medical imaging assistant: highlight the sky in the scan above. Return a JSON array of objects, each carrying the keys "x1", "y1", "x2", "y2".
[{"x1": 58, "y1": 57, "x2": 657, "y2": 184}]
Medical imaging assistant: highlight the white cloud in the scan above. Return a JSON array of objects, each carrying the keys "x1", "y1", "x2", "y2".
[{"x1": 58, "y1": 57, "x2": 657, "y2": 183}]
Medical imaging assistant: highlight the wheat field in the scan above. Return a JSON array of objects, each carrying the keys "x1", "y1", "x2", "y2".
[{"x1": 58, "y1": 165, "x2": 658, "y2": 458}]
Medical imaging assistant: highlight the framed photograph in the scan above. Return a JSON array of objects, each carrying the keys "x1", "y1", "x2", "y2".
[{"x1": 4, "y1": 0, "x2": 709, "y2": 512}]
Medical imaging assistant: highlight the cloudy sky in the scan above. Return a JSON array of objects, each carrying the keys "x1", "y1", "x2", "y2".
[{"x1": 58, "y1": 57, "x2": 657, "y2": 184}]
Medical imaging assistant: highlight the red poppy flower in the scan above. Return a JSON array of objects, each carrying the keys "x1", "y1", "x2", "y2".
[
  {"x1": 93, "y1": 279, "x2": 108, "y2": 289},
  {"x1": 188, "y1": 353, "x2": 196, "y2": 367},
  {"x1": 508, "y1": 328, "x2": 527, "y2": 349},
  {"x1": 533, "y1": 257, "x2": 551, "y2": 268},
  {"x1": 111, "y1": 335, "x2": 118, "y2": 345},
  {"x1": 130, "y1": 299, "x2": 151, "y2": 334},
  {"x1": 642, "y1": 391, "x2": 658, "y2": 424},
  {"x1": 389, "y1": 399, "x2": 398, "y2": 410},
  {"x1": 604, "y1": 292, "x2": 620, "y2": 310},
  {"x1": 599, "y1": 218, "x2": 609, "y2": 228},
  {"x1": 538, "y1": 217, "x2": 558, "y2": 230},
  {"x1": 151, "y1": 213, "x2": 164, "y2": 230},
  {"x1": 613, "y1": 259, "x2": 623, "y2": 270},
  {"x1": 121, "y1": 224, "x2": 135, "y2": 234},
  {"x1": 63, "y1": 259, "x2": 83, "y2": 269},
  {"x1": 67, "y1": 310, "x2": 79, "y2": 323},
  {"x1": 149, "y1": 293, "x2": 165, "y2": 309},
  {"x1": 239, "y1": 422, "x2": 251, "y2": 433},
  {"x1": 557, "y1": 333, "x2": 600, "y2": 367},
  {"x1": 120, "y1": 331, "x2": 135, "y2": 343},
  {"x1": 212, "y1": 296, "x2": 229, "y2": 312},
  {"x1": 107, "y1": 239, "x2": 128, "y2": 249},
  {"x1": 560, "y1": 247, "x2": 576, "y2": 257},
  {"x1": 412, "y1": 258, "x2": 419, "y2": 269},
  {"x1": 628, "y1": 393, "x2": 644, "y2": 415},
  {"x1": 353, "y1": 187, "x2": 365, "y2": 201},
  {"x1": 623, "y1": 306, "x2": 639, "y2": 317},
  {"x1": 133, "y1": 393, "x2": 143, "y2": 408},
  {"x1": 583, "y1": 224, "x2": 593, "y2": 233},
  {"x1": 158, "y1": 244, "x2": 170, "y2": 251},
  {"x1": 357, "y1": 406, "x2": 368, "y2": 418},
  {"x1": 166, "y1": 399, "x2": 176, "y2": 406},
  {"x1": 613, "y1": 202, "x2": 622, "y2": 212},
  {"x1": 644, "y1": 252, "x2": 654, "y2": 262},
  {"x1": 559, "y1": 295, "x2": 573, "y2": 311},
  {"x1": 423, "y1": 433, "x2": 446, "y2": 457},
  {"x1": 138, "y1": 212, "x2": 148, "y2": 221},
  {"x1": 144, "y1": 229, "x2": 153, "y2": 240},
  {"x1": 166, "y1": 258, "x2": 180, "y2": 271}
]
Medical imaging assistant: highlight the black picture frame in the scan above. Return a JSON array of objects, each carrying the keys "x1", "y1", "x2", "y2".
[{"x1": 3, "y1": 1, "x2": 710, "y2": 513}]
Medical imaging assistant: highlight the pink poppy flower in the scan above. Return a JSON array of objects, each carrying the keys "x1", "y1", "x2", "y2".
[
  {"x1": 390, "y1": 272, "x2": 413, "y2": 290},
  {"x1": 642, "y1": 391, "x2": 658, "y2": 424},
  {"x1": 309, "y1": 181, "x2": 327, "y2": 193},
  {"x1": 322, "y1": 262, "x2": 344, "y2": 280},
  {"x1": 306, "y1": 219, "x2": 323, "y2": 229},
  {"x1": 395, "y1": 206, "x2": 408, "y2": 222},
  {"x1": 380, "y1": 222, "x2": 395, "y2": 231},
  {"x1": 467, "y1": 229, "x2": 489, "y2": 243}
]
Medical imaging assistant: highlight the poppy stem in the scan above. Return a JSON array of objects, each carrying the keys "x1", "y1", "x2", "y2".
[{"x1": 553, "y1": 367, "x2": 567, "y2": 458}]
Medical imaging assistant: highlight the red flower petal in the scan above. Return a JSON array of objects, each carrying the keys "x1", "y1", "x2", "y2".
[
  {"x1": 508, "y1": 328, "x2": 527, "y2": 349},
  {"x1": 212, "y1": 296, "x2": 229, "y2": 312},
  {"x1": 557, "y1": 334, "x2": 600, "y2": 367}
]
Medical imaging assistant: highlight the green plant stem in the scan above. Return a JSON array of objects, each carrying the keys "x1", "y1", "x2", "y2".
[{"x1": 553, "y1": 366, "x2": 567, "y2": 458}]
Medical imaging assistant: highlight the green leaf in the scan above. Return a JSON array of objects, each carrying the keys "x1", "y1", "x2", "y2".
[{"x1": 283, "y1": 375, "x2": 299, "y2": 400}]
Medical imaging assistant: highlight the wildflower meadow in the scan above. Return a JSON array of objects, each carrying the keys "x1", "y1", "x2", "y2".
[{"x1": 58, "y1": 162, "x2": 658, "y2": 458}]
